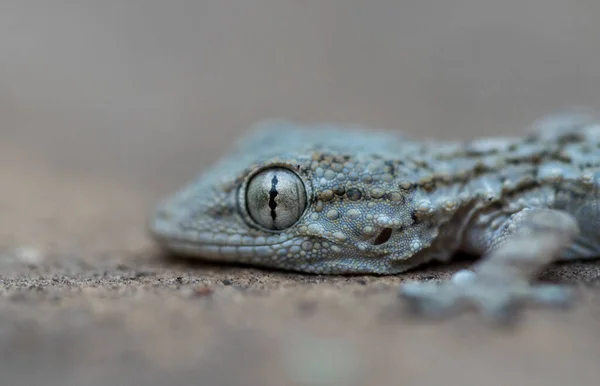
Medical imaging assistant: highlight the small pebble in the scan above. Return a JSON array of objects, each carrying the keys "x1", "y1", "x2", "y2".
[
  {"x1": 13, "y1": 247, "x2": 44, "y2": 266},
  {"x1": 191, "y1": 287, "x2": 214, "y2": 297}
]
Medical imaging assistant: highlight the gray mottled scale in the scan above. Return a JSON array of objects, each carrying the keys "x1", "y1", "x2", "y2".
[
  {"x1": 464, "y1": 175, "x2": 503, "y2": 201},
  {"x1": 466, "y1": 137, "x2": 518, "y2": 154},
  {"x1": 506, "y1": 142, "x2": 550, "y2": 160},
  {"x1": 537, "y1": 162, "x2": 579, "y2": 183},
  {"x1": 563, "y1": 142, "x2": 600, "y2": 166},
  {"x1": 150, "y1": 114, "x2": 600, "y2": 285}
]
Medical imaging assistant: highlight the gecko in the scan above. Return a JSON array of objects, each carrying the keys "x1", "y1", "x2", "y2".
[{"x1": 150, "y1": 113, "x2": 600, "y2": 321}]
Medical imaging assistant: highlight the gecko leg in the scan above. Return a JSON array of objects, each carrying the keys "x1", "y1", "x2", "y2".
[{"x1": 398, "y1": 208, "x2": 580, "y2": 321}]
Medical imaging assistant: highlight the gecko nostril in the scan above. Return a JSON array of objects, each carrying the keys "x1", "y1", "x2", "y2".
[{"x1": 373, "y1": 228, "x2": 393, "y2": 245}]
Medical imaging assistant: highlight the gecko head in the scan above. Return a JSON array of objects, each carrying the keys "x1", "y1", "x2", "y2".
[
  {"x1": 150, "y1": 122, "x2": 442, "y2": 274},
  {"x1": 151, "y1": 160, "x2": 440, "y2": 274}
]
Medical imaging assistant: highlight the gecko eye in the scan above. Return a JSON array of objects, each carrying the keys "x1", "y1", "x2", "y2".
[{"x1": 245, "y1": 167, "x2": 307, "y2": 231}]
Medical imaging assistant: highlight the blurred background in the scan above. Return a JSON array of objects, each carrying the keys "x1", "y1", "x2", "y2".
[{"x1": 3, "y1": 0, "x2": 600, "y2": 194}]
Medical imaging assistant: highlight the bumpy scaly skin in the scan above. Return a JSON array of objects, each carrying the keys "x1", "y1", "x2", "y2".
[{"x1": 151, "y1": 115, "x2": 600, "y2": 319}]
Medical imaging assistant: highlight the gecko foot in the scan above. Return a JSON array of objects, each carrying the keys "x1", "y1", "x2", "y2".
[{"x1": 398, "y1": 270, "x2": 574, "y2": 322}]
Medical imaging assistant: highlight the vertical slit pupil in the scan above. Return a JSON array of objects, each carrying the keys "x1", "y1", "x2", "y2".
[
  {"x1": 373, "y1": 228, "x2": 392, "y2": 245},
  {"x1": 268, "y1": 174, "x2": 279, "y2": 222}
]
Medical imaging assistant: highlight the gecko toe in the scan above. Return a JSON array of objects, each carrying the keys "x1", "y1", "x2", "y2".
[
  {"x1": 398, "y1": 281, "x2": 465, "y2": 318},
  {"x1": 529, "y1": 284, "x2": 575, "y2": 308},
  {"x1": 398, "y1": 279, "x2": 575, "y2": 322}
]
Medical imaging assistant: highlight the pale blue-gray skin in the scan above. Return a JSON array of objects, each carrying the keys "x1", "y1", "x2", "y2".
[
  {"x1": 151, "y1": 120, "x2": 467, "y2": 274},
  {"x1": 151, "y1": 116, "x2": 600, "y2": 319}
]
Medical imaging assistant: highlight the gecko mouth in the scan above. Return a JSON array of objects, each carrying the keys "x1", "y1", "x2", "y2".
[
  {"x1": 150, "y1": 213, "x2": 306, "y2": 262},
  {"x1": 152, "y1": 234, "x2": 288, "y2": 262}
]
